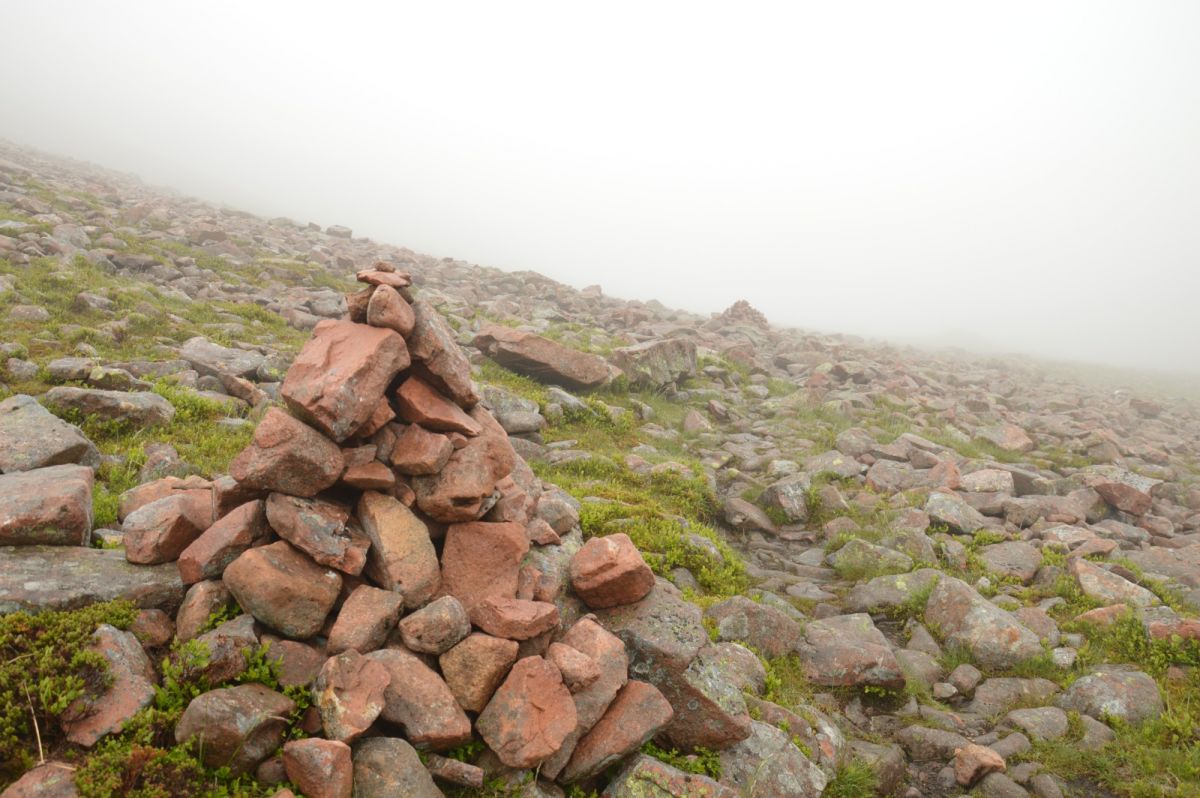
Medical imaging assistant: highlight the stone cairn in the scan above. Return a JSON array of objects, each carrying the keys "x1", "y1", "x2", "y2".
[{"x1": 104, "y1": 263, "x2": 751, "y2": 796}]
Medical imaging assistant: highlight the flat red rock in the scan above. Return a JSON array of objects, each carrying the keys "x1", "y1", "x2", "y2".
[
  {"x1": 476, "y1": 656, "x2": 578, "y2": 769},
  {"x1": 281, "y1": 319, "x2": 410, "y2": 442}
]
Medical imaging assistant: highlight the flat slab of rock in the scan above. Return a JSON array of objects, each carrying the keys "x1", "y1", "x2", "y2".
[
  {"x1": 0, "y1": 464, "x2": 94, "y2": 546},
  {"x1": 366, "y1": 648, "x2": 472, "y2": 750},
  {"x1": 718, "y1": 721, "x2": 828, "y2": 798},
  {"x1": 62, "y1": 624, "x2": 156, "y2": 747},
  {"x1": 704, "y1": 595, "x2": 805, "y2": 658},
  {"x1": 602, "y1": 753, "x2": 737, "y2": 798},
  {"x1": 281, "y1": 319, "x2": 409, "y2": 442},
  {"x1": 473, "y1": 324, "x2": 612, "y2": 391},
  {"x1": 40, "y1": 387, "x2": 174, "y2": 427},
  {"x1": 406, "y1": 299, "x2": 480, "y2": 408},
  {"x1": 357, "y1": 491, "x2": 440, "y2": 605},
  {"x1": 0, "y1": 394, "x2": 98, "y2": 473},
  {"x1": 395, "y1": 376, "x2": 482, "y2": 435},
  {"x1": 179, "y1": 336, "x2": 266, "y2": 379},
  {"x1": 1068, "y1": 557, "x2": 1158, "y2": 608},
  {"x1": 0, "y1": 545, "x2": 185, "y2": 614},
  {"x1": 440, "y1": 520, "x2": 529, "y2": 612},
  {"x1": 1056, "y1": 665, "x2": 1164, "y2": 725}
]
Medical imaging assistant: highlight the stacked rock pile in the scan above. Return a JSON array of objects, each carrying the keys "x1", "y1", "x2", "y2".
[{"x1": 60, "y1": 264, "x2": 754, "y2": 797}]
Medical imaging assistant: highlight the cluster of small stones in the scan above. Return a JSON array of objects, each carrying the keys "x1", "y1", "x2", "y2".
[{"x1": 0, "y1": 266, "x2": 764, "y2": 798}]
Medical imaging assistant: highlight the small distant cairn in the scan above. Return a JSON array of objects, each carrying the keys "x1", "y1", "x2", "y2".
[{"x1": 716, "y1": 299, "x2": 769, "y2": 329}]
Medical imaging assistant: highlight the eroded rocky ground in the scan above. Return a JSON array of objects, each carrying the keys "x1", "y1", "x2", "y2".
[{"x1": 1, "y1": 142, "x2": 1198, "y2": 798}]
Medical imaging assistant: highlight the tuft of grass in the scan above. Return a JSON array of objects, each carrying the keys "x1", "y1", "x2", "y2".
[
  {"x1": 823, "y1": 760, "x2": 878, "y2": 798},
  {"x1": 640, "y1": 741, "x2": 722, "y2": 779}
]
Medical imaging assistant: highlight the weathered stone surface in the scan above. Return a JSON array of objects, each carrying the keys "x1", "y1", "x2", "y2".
[
  {"x1": 477, "y1": 656, "x2": 577, "y2": 768},
  {"x1": 0, "y1": 464, "x2": 94, "y2": 546},
  {"x1": 547, "y1": 642, "x2": 602, "y2": 692},
  {"x1": 474, "y1": 324, "x2": 613, "y2": 390},
  {"x1": 326, "y1": 584, "x2": 404, "y2": 654},
  {"x1": 955, "y1": 743, "x2": 1006, "y2": 787},
  {"x1": 1004, "y1": 706, "x2": 1069, "y2": 740},
  {"x1": 365, "y1": 283, "x2": 415, "y2": 336},
  {"x1": 357, "y1": 491, "x2": 440, "y2": 605},
  {"x1": 977, "y1": 423, "x2": 1035, "y2": 452},
  {"x1": 366, "y1": 648, "x2": 472, "y2": 750},
  {"x1": 440, "y1": 520, "x2": 528, "y2": 612},
  {"x1": 123, "y1": 490, "x2": 214, "y2": 565},
  {"x1": 703, "y1": 595, "x2": 805, "y2": 658},
  {"x1": 439, "y1": 632, "x2": 521, "y2": 713},
  {"x1": 569, "y1": 533, "x2": 655, "y2": 610},
  {"x1": 758, "y1": 474, "x2": 812, "y2": 523},
  {"x1": 413, "y1": 405, "x2": 516, "y2": 522},
  {"x1": 1068, "y1": 557, "x2": 1158, "y2": 608},
  {"x1": 540, "y1": 616, "x2": 629, "y2": 780},
  {"x1": 407, "y1": 299, "x2": 480, "y2": 408},
  {"x1": 608, "y1": 338, "x2": 696, "y2": 389},
  {"x1": 389, "y1": 423, "x2": 454, "y2": 475},
  {"x1": 0, "y1": 762, "x2": 80, "y2": 798},
  {"x1": 978, "y1": 541, "x2": 1041, "y2": 584},
  {"x1": 722, "y1": 497, "x2": 778, "y2": 535},
  {"x1": 1056, "y1": 666, "x2": 1164, "y2": 725},
  {"x1": 967, "y1": 678, "x2": 1061, "y2": 718},
  {"x1": 796, "y1": 613, "x2": 905, "y2": 689},
  {"x1": 265, "y1": 493, "x2": 366, "y2": 576},
  {"x1": 561, "y1": 680, "x2": 674, "y2": 782},
  {"x1": 223, "y1": 541, "x2": 343, "y2": 639},
  {"x1": 176, "y1": 580, "x2": 232, "y2": 642},
  {"x1": 62, "y1": 625, "x2": 156, "y2": 747},
  {"x1": 0, "y1": 545, "x2": 185, "y2": 614},
  {"x1": 601, "y1": 753, "x2": 737, "y2": 798},
  {"x1": 40, "y1": 387, "x2": 174, "y2": 427},
  {"x1": 229, "y1": 408, "x2": 344, "y2": 498},
  {"x1": 844, "y1": 568, "x2": 941, "y2": 614},
  {"x1": 924, "y1": 576, "x2": 1042, "y2": 668},
  {"x1": 828, "y1": 538, "x2": 913, "y2": 576},
  {"x1": 398, "y1": 595, "x2": 471, "y2": 654},
  {"x1": 175, "y1": 684, "x2": 296, "y2": 775},
  {"x1": 897, "y1": 725, "x2": 972, "y2": 760},
  {"x1": 177, "y1": 499, "x2": 267, "y2": 583},
  {"x1": 472, "y1": 597, "x2": 561, "y2": 640},
  {"x1": 192, "y1": 614, "x2": 259, "y2": 684},
  {"x1": 282, "y1": 738, "x2": 353, "y2": 798},
  {"x1": 0, "y1": 394, "x2": 98, "y2": 474},
  {"x1": 1093, "y1": 480, "x2": 1152, "y2": 516},
  {"x1": 179, "y1": 336, "x2": 265, "y2": 379},
  {"x1": 718, "y1": 721, "x2": 827, "y2": 798},
  {"x1": 314, "y1": 650, "x2": 389, "y2": 743},
  {"x1": 926, "y1": 490, "x2": 989, "y2": 533},
  {"x1": 395, "y1": 376, "x2": 482, "y2": 435},
  {"x1": 350, "y1": 737, "x2": 443, "y2": 798}
]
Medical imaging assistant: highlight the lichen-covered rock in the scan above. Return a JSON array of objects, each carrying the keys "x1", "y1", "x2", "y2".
[
  {"x1": 0, "y1": 464, "x2": 95, "y2": 546},
  {"x1": 717, "y1": 721, "x2": 827, "y2": 798},
  {"x1": 703, "y1": 595, "x2": 805, "y2": 658},
  {"x1": 608, "y1": 338, "x2": 696, "y2": 389},
  {"x1": 924, "y1": 576, "x2": 1042, "y2": 669},
  {"x1": 0, "y1": 546, "x2": 185, "y2": 614},
  {"x1": 350, "y1": 737, "x2": 443, "y2": 798},
  {"x1": 223, "y1": 541, "x2": 343, "y2": 639},
  {"x1": 229, "y1": 408, "x2": 344, "y2": 498},
  {"x1": 62, "y1": 625, "x2": 156, "y2": 747},
  {"x1": 477, "y1": 656, "x2": 577, "y2": 768},
  {"x1": 796, "y1": 613, "x2": 905, "y2": 689},
  {"x1": 1056, "y1": 666, "x2": 1164, "y2": 725},
  {"x1": 175, "y1": 684, "x2": 295, "y2": 775},
  {"x1": 0, "y1": 394, "x2": 98, "y2": 474},
  {"x1": 602, "y1": 753, "x2": 737, "y2": 798}
]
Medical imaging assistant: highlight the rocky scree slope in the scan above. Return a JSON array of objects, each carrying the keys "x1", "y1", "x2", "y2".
[{"x1": 0, "y1": 143, "x2": 1199, "y2": 798}]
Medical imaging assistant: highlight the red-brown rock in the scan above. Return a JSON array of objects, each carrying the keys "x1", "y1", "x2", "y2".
[
  {"x1": 282, "y1": 738, "x2": 353, "y2": 798},
  {"x1": 314, "y1": 650, "x2": 390, "y2": 743},
  {"x1": 281, "y1": 319, "x2": 410, "y2": 442},
  {"x1": 357, "y1": 491, "x2": 440, "y2": 606},
  {"x1": 1094, "y1": 481, "x2": 1153, "y2": 516},
  {"x1": 265, "y1": 493, "x2": 366, "y2": 576},
  {"x1": 561, "y1": 680, "x2": 674, "y2": 782},
  {"x1": 365, "y1": 648, "x2": 472, "y2": 750},
  {"x1": 472, "y1": 324, "x2": 612, "y2": 391},
  {"x1": 439, "y1": 521, "x2": 529, "y2": 612},
  {"x1": 326, "y1": 585, "x2": 404, "y2": 654},
  {"x1": 176, "y1": 579, "x2": 232, "y2": 642},
  {"x1": 229, "y1": 408, "x2": 344, "y2": 498},
  {"x1": 954, "y1": 743, "x2": 1006, "y2": 786},
  {"x1": 119, "y1": 475, "x2": 212, "y2": 522},
  {"x1": 406, "y1": 299, "x2": 480, "y2": 408},
  {"x1": 471, "y1": 597, "x2": 561, "y2": 640},
  {"x1": 413, "y1": 407, "x2": 516, "y2": 522},
  {"x1": 62, "y1": 625, "x2": 156, "y2": 747},
  {"x1": 365, "y1": 284, "x2": 415, "y2": 336},
  {"x1": 439, "y1": 633, "x2": 520, "y2": 713},
  {"x1": 547, "y1": 642, "x2": 601, "y2": 692},
  {"x1": 390, "y1": 423, "x2": 454, "y2": 475},
  {"x1": 569, "y1": 533, "x2": 655, "y2": 609},
  {"x1": 341, "y1": 462, "x2": 394, "y2": 491},
  {"x1": 395, "y1": 376, "x2": 482, "y2": 436},
  {"x1": 175, "y1": 684, "x2": 296, "y2": 775},
  {"x1": 123, "y1": 490, "x2": 215, "y2": 565},
  {"x1": 0, "y1": 762, "x2": 80, "y2": 798},
  {"x1": 223, "y1": 541, "x2": 343, "y2": 639},
  {"x1": 177, "y1": 499, "x2": 268, "y2": 584},
  {"x1": 476, "y1": 656, "x2": 577, "y2": 768}
]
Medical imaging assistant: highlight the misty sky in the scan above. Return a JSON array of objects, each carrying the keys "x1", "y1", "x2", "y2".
[{"x1": 2, "y1": 2, "x2": 1198, "y2": 372}]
